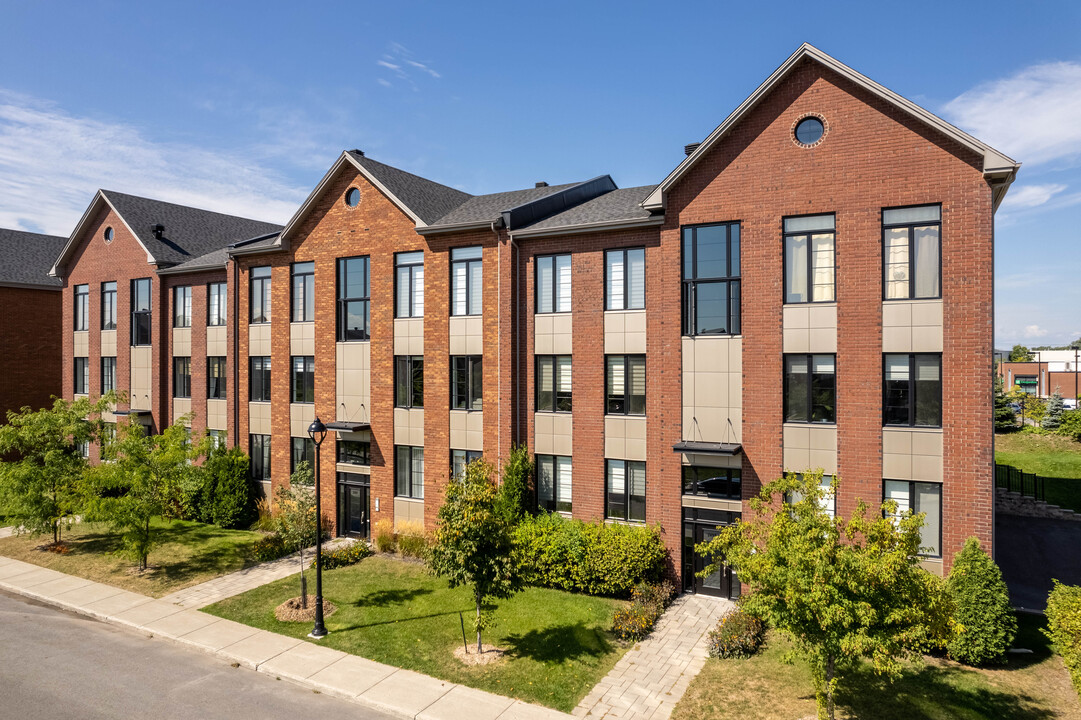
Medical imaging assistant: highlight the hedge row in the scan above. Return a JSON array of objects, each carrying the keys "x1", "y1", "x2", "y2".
[{"x1": 1046, "y1": 580, "x2": 1081, "y2": 702}]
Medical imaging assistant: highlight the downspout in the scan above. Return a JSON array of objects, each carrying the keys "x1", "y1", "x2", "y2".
[
  {"x1": 510, "y1": 235, "x2": 520, "y2": 446},
  {"x1": 233, "y1": 258, "x2": 240, "y2": 449},
  {"x1": 493, "y1": 220, "x2": 501, "y2": 466}
]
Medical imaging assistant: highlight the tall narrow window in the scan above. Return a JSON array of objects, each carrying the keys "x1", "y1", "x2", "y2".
[
  {"x1": 394, "y1": 356, "x2": 424, "y2": 408},
  {"x1": 536, "y1": 254, "x2": 571, "y2": 313},
  {"x1": 291, "y1": 261, "x2": 314, "y2": 322},
  {"x1": 73, "y1": 284, "x2": 89, "y2": 331},
  {"x1": 395, "y1": 445, "x2": 424, "y2": 498},
  {"x1": 536, "y1": 355, "x2": 572, "y2": 412},
  {"x1": 784, "y1": 354, "x2": 836, "y2": 423},
  {"x1": 250, "y1": 434, "x2": 271, "y2": 482},
  {"x1": 250, "y1": 356, "x2": 271, "y2": 402},
  {"x1": 537, "y1": 454, "x2": 572, "y2": 513},
  {"x1": 451, "y1": 449, "x2": 483, "y2": 479},
  {"x1": 883, "y1": 480, "x2": 941, "y2": 557},
  {"x1": 451, "y1": 247, "x2": 482, "y2": 316},
  {"x1": 74, "y1": 357, "x2": 89, "y2": 394},
  {"x1": 784, "y1": 214, "x2": 835, "y2": 303},
  {"x1": 682, "y1": 222, "x2": 740, "y2": 335},
  {"x1": 207, "y1": 356, "x2": 226, "y2": 399},
  {"x1": 605, "y1": 248, "x2": 645, "y2": 310},
  {"x1": 395, "y1": 252, "x2": 424, "y2": 318},
  {"x1": 290, "y1": 356, "x2": 314, "y2": 404},
  {"x1": 451, "y1": 356, "x2": 483, "y2": 410},
  {"x1": 884, "y1": 354, "x2": 942, "y2": 427},
  {"x1": 250, "y1": 266, "x2": 271, "y2": 324},
  {"x1": 606, "y1": 355, "x2": 645, "y2": 415},
  {"x1": 131, "y1": 278, "x2": 151, "y2": 346},
  {"x1": 101, "y1": 282, "x2": 117, "y2": 330},
  {"x1": 883, "y1": 205, "x2": 941, "y2": 300},
  {"x1": 606, "y1": 460, "x2": 645, "y2": 522},
  {"x1": 291, "y1": 437, "x2": 314, "y2": 473},
  {"x1": 337, "y1": 256, "x2": 370, "y2": 341},
  {"x1": 173, "y1": 357, "x2": 191, "y2": 398},
  {"x1": 173, "y1": 286, "x2": 192, "y2": 328},
  {"x1": 101, "y1": 357, "x2": 117, "y2": 394},
  {"x1": 207, "y1": 282, "x2": 227, "y2": 326}
]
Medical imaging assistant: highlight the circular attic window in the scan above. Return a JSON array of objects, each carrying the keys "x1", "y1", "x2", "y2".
[
  {"x1": 103, "y1": 226, "x2": 114, "y2": 243},
  {"x1": 794, "y1": 116, "x2": 825, "y2": 146},
  {"x1": 345, "y1": 187, "x2": 361, "y2": 207}
]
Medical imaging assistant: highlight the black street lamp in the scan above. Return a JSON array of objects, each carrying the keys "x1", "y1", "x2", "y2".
[{"x1": 307, "y1": 416, "x2": 328, "y2": 639}]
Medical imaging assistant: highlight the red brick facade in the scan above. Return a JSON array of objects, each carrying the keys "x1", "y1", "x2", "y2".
[{"x1": 0, "y1": 286, "x2": 61, "y2": 419}]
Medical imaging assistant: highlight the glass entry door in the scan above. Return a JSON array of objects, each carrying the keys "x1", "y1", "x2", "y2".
[
  {"x1": 682, "y1": 507, "x2": 740, "y2": 600},
  {"x1": 337, "y1": 472, "x2": 370, "y2": 539}
]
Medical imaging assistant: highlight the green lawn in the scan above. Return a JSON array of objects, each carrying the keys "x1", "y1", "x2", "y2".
[
  {"x1": 204, "y1": 554, "x2": 628, "y2": 712},
  {"x1": 996, "y1": 431, "x2": 1081, "y2": 512},
  {"x1": 673, "y1": 614, "x2": 1080, "y2": 720},
  {"x1": 0, "y1": 518, "x2": 262, "y2": 597}
]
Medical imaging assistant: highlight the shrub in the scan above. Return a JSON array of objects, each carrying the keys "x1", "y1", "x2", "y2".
[
  {"x1": 633, "y1": 579, "x2": 675, "y2": 612},
  {"x1": 613, "y1": 602, "x2": 660, "y2": 642},
  {"x1": 252, "y1": 533, "x2": 289, "y2": 562},
  {"x1": 707, "y1": 608, "x2": 766, "y2": 659},
  {"x1": 513, "y1": 512, "x2": 666, "y2": 597},
  {"x1": 397, "y1": 521, "x2": 429, "y2": 559},
  {"x1": 1045, "y1": 580, "x2": 1081, "y2": 702},
  {"x1": 320, "y1": 541, "x2": 373, "y2": 570},
  {"x1": 251, "y1": 496, "x2": 276, "y2": 532},
  {"x1": 202, "y1": 446, "x2": 255, "y2": 529},
  {"x1": 1059, "y1": 409, "x2": 1081, "y2": 441},
  {"x1": 373, "y1": 519, "x2": 396, "y2": 553},
  {"x1": 946, "y1": 537, "x2": 1017, "y2": 665},
  {"x1": 1044, "y1": 390, "x2": 1065, "y2": 429},
  {"x1": 495, "y1": 444, "x2": 533, "y2": 524}
]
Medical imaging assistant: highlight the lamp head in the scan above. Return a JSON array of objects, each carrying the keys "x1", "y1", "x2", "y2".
[{"x1": 308, "y1": 417, "x2": 327, "y2": 446}]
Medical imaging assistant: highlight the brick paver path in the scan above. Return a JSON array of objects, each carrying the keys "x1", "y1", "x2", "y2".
[
  {"x1": 160, "y1": 537, "x2": 357, "y2": 609},
  {"x1": 573, "y1": 593, "x2": 732, "y2": 720},
  {"x1": 0, "y1": 526, "x2": 14, "y2": 539}
]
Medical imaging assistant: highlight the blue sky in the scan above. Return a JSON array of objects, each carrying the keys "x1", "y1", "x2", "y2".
[{"x1": 0, "y1": 0, "x2": 1078, "y2": 347}]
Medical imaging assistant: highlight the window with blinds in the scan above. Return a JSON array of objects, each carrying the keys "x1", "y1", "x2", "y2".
[
  {"x1": 536, "y1": 254, "x2": 571, "y2": 313},
  {"x1": 606, "y1": 355, "x2": 645, "y2": 415},
  {"x1": 537, "y1": 454, "x2": 572, "y2": 513},
  {"x1": 536, "y1": 355, "x2": 571, "y2": 412},
  {"x1": 395, "y1": 252, "x2": 425, "y2": 318},
  {"x1": 884, "y1": 353, "x2": 941, "y2": 427},
  {"x1": 883, "y1": 480, "x2": 941, "y2": 557},
  {"x1": 249, "y1": 267, "x2": 271, "y2": 324},
  {"x1": 606, "y1": 459, "x2": 645, "y2": 522},
  {"x1": 395, "y1": 445, "x2": 424, "y2": 498},
  {"x1": 291, "y1": 262, "x2": 314, "y2": 323},
  {"x1": 784, "y1": 214, "x2": 835, "y2": 303},
  {"x1": 207, "y1": 282, "x2": 227, "y2": 326},
  {"x1": 451, "y1": 247, "x2": 482, "y2": 316},
  {"x1": 605, "y1": 248, "x2": 645, "y2": 310}
]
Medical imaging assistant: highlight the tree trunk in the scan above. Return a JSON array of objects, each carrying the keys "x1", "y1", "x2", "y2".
[
  {"x1": 299, "y1": 547, "x2": 307, "y2": 608},
  {"x1": 825, "y1": 653, "x2": 836, "y2": 720},
  {"x1": 475, "y1": 591, "x2": 482, "y2": 653}
]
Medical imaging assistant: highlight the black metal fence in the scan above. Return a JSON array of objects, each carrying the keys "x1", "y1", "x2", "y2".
[{"x1": 995, "y1": 463, "x2": 1046, "y2": 502}]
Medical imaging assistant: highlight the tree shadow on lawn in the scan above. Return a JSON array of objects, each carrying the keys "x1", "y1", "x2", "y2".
[
  {"x1": 335, "y1": 607, "x2": 471, "y2": 632},
  {"x1": 353, "y1": 587, "x2": 434, "y2": 607},
  {"x1": 502, "y1": 622, "x2": 615, "y2": 663}
]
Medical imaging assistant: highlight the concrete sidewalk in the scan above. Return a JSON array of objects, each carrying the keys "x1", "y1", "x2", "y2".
[{"x1": 0, "y1": 555, "x2": 566, "y2": 720}]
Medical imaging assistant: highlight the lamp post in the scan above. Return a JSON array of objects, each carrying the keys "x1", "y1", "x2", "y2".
[{"x1": 307, "y1": 416, "x2": 328, "y2": 639}]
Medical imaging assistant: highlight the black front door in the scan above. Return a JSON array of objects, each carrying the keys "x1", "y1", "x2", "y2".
[
  {"x1": 682, "y1": 507, "x2": 741, "y2": 600},
  {"x1": 337, "y1": 473, "x2": 369, "y2": 539}
]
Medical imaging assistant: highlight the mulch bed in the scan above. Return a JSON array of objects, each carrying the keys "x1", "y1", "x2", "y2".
[
  {"x1": 275, "y1": 595, "x2": 337, "y2": 622},
  {"x1": 453, "y1": 643, "x2": 506, "y2": 666}
]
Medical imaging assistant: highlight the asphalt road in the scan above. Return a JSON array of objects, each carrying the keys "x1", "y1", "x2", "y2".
[{"x1": 0, "y1": 589, "x2": 393, "y2": 720}]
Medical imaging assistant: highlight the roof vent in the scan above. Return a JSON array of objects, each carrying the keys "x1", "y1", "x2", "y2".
[
  {"x1": 151, "y1": 224, "x2": 165, "y2": 239},
  {"x1": 684, "y1": 142, "x2": 701, "y2": 156},
  {"x1": 351, "y1": 149, "x2": 365, "y2": 157},
  {"x1": 535, "y1": 181, "x2": 548, "y2": 188}
]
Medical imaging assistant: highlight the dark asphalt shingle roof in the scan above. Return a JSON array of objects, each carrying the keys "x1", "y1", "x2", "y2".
[
  {"x1": 429, "y1": 182, "x2": 582, "y2": 228},
  {"x1": 516, "y1": 185, "x2": 657, "y2": 232},
  {"x1": 102, "y1": 190, "x2": 283, "y2": 267},
  {"x1": 347, "y1": 152, "x2": 472, "y2": 225},
  {"x1": 0, "y1": 228, "x2": 65, "y2": 286}
]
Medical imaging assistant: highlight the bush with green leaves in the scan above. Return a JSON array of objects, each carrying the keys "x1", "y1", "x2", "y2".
[
  {"x1": 198, "y1": 444, "x2": 255, "y2": 529},
  {"x1": 372, "y1": 519, "x2": 395, "y2": 553},
  {"x1": 612, "y1": 580, "x2": 677, "y2": 641},
  {"x1": 513, "y1": 512, "x2": 666, "y2": 597},
  {"x1": 707, "y1": 608, "x2": 766, "y2": 659},
  {"x1": 1058, "y1": 409, "x2": 1081, "y2": 441},
  {"x1": 946, "y1": 537, "x2": 1017, "y2": 665},
  {"x1": 320, "y1": 541, "x2": 373, "y2": 570},
  {"x1": 252, "y1": 532, "x2": 289, "y2": 561},
  {"x1": 1045, "y1": 580, "x2": 1081, "y2": 702},
  {"x1": 494, "y1": 444, "x2": 533, "y2": 524},
  {"x1": 396, "y1": 520, "x2": 430, "y2": 559}
]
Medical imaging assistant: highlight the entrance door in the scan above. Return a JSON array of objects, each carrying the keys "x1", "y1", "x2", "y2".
[
  {"x1": 682, "y1": 507, "x2": 741, "y2": 600},
  {"x1": 337, "y1": 482, "x2": 369, "y2": 539}
]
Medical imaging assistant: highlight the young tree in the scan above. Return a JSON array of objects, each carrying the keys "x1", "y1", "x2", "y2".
[
  {"x1": 946, "y1": 537, "x2": 1016, "y2": 665},
  {"x1": 1009, "y1": 344, "x2": 1034, "y2": 362},
  {"x1": 85, "y1": 415, "x2": 207, "y2": 570},
  {"x1": 993, "y1": 375, "x2": 1017, "y2": 432},
  {"x1": 275, "y1": 460, "x2": 318, "y2": 606},
  {"x1": 494, "y1": 443, "x2": 534, "y2": 524},
  {"x1": 429, "y1": 458, "x2": 522, "y2": 652},
  {"x1": 697, "y1": 472, "x2": 947, "y2": 720},
  {"x1": 0, "y1": 395, "x2": 113, "y2": 544},
  {"x1": 1043, "y1": 388, "x2": 1065, "y2": 430}
]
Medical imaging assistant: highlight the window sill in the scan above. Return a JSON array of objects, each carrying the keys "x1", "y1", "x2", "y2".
[
  {"x1": 450, "y1": 408, "x2": 482, "y2": 414},
  {"x1": 249, "y1": 400, "x2": 271, "y2": 405},
  {"x1": 173, "y1": 325, "x2": 192, "y2": 330},
  {"x1": 208, "y1": 396, "x2": 227, "y2": 402},
  {"x1": 534, "y1": 410, "x2": 572, "y2": 416},
  {"x1": 336, "y1": 339, "x2": 371, "y2": 344},
  {"x1": 882, "y1": 425, "x2": 943, "y2": 433},
  {"x1": 782, "y1": 301, "x2": 837, "y2": 307},
  {"x1": 604, "y1": 414, "x2": 647, "y2": 420},
  {"x1": 395, "y1": 405, "x2": 424, "y2": 411},
  {"x1": 534, "y1": 311, "x2": 571, "y2": 317},
  {"x1": 394, "y1": 315, "x2": 424, "y2": 321},
  {"x1": 395, "y1": 496, "x2": 424, "y2": 503},
  {"x1": 782, "y1": 421, "x2": 837, "y2": 428},
  {"x1": 681, "y1": 333, "x2": 742, "y2": 340},
  {"x1": 248, "y1": 321, "x2": 271, "y2": 326},
  {"x1": 604, "y1": 517, "x2": 646, "y2": 526},
  {"x1": 289, "y1": 320, "x2": 314, "y2": 326},
  {"x1": 450, "y1": 314, "x2": 482, "y2": 318},
  {"x1": 882, "y1": 297, "x2": 942, "y2": 303}
]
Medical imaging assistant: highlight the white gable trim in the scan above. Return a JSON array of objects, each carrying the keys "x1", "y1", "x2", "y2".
[{"x1": 49, "y1": 190, "x2": 155, "y2": 277}]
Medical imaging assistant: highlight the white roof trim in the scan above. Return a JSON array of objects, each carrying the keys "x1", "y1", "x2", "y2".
[
  {"x1": 642, "y1": 43, "x2": 1020, "y2": 211},
  {"x1": 509, "y1": 215, "x2": 664, "y2": 240},
  {"x1": 50, "y1": 190, "x2": 155, "y2": 277}
]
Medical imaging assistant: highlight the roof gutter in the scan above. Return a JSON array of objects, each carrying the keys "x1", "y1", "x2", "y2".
[
  {"x1": 508, "y1": 215, "x2": 664, "y2": 240},
  {"x1": 156, "y1": 262, "x2": 227, "y2": 276},
  {"x1": 0, "y1": 281, "x2": 63, "y2": 291},
  {"x1": 416, "y1": 218, "x2": 505, "y2": 236}
]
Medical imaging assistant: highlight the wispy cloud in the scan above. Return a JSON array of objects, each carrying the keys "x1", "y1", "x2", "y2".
[
  {"x1": 1002, "y1": 183, "x2": 1067, "y2": 209},
  {"x1": 0, "y1": 89, "x2": 307, "y2": 236},
  {"x1": 376, "y1": 43, "x2": 442, "y2": 90}
]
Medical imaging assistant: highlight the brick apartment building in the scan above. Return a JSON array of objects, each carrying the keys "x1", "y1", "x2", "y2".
[
  {"x1": 52, "y1": 44, "x2": 1018, "y2": 592},
  {"x1": 998, "y1": 350, "x2": 1081, "y2": 401}
]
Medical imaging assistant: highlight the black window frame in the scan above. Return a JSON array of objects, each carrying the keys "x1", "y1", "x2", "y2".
[
  {"x1": 681, "y1": 222, "x2": 741, "y2": 336},
  {"x1": 207, "y1": 356, "x2": 226, "y2": 399},
  {"x1": 73, "y1": 356, "x2": 89, "y2": 395},
  {"x1": 130, "y1": 278, "x2": 152, "y2": 346},
  {"x1": 100, "y1": 356, "x2": 116, "y2": 394},
  {"x1": 291, "y1": 436, "x2": 315, "y2": 474},
  {"x1": 172, "y1": 356, "x2": 191, "y2": 399},
  {"x1": 395, "y1": 251, "x2": 424, "y2": 319},
  {"x1": 883, "y1": 479, "x2": 943, "y2": 558},
  {"x1": 337, "y1": 439, "x2": 371, "y2": 466},
  {"x1": 882, "y1": 204, "x2": 942, "y2": 301},
  {"x1": 395, "y1": 445, "x2": 424, "y2": 499},
  {"x1": 100, "y1": 281, "x2": 117, "y2": 331},
  {"x1": 207, "y1": 282, "x2": 227, "y2": 327},
  {"x1": 782, "y1": 214, "x2": 836, "y2": 305},
  {"x1": 606, "y1": 459, "x2": 646, "y2": 522},
  {"x1": 536, "y1": 453, "x2": 572, "y2": 513},
  {"x1": 249, "y1": 356, "x2": 271, "y2": 402},
  {"x1": 883, "y1": 353, "x2": 942, "y2": 428},
  {"x1": 535, "y1": 254, "x2": 572, "y2": 314},
  {"x1": 173, "y1": 285, "x2": 192, "y2": 328},
  {"x1": 451, "y1": 449, "x2": 483, "y2": 479},
  {"x1": 336, "y1": 256, "x2": 371, "y2": 341},
  {"x1": 783, "y1": 354, "x2": 837, "y2": 424},
  {"x1": 249, "y1": 266, "x2": 271, "y2": 324},
  {"x1": 682, "y1": 466, "x2": 741, "y2": 500},
  {"x1": 606, "y1": 354, "x2": 645, "y2": 416},
  {"x1": 290, "y1": 355, "x2": 315, "y2": 404},
  {"x1": 535, "y1": 355, "x2": 572, "y2": 413},
  {"x1": 604, "y1": 247, "x2": 645, "y2": 311},
  {"x1": 450, "y1": 246, "x2": 483, "y2": 317},
  {"x1": 73, "y1": 284, "x2": 89, "y2": 331},
  {"x1": 250, "y1": 434, "x2": 271, "y2": 482},
  {"x1": 451, "y1": 355, "x2": 483, "y2": 411},
  {"x1": 394, "y1": 355, "x2": 424, "y2": 408},
  {"x1": 291, "y1": 261, "x2": 314, "y2": 323}
]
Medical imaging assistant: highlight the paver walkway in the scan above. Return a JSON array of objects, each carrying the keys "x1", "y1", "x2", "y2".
[
  {"x1": 573, "y1": 593, "x2": 732, "y2": 720},
  {"x1": 0, "y1": 526, "x2": 13, "y2": 539}
]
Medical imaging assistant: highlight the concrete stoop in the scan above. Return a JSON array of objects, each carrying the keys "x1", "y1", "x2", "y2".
[{"x1": 996, "y1": 488, "x2": 1080, "y2": 522}]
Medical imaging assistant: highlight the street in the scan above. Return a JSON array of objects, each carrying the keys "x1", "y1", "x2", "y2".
[{"x1": 0, "y1": 589, "x2": 393, "y2": 720}]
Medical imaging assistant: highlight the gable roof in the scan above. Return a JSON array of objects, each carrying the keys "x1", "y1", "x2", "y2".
[
  {"x1": 510, "y1": 185, "x2": 660, "y2": 238},
  {"x1": 0, "y1": 228, "x2": 65, "y2": 288},
  {"x1": 642, "y1": 43, "x2": 1021, "y2": 212}
]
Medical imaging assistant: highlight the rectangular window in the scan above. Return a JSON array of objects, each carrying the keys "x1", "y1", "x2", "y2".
[
  {"x1": 786, "y1": 474, "x2": 837, "y2": 517},
  {"x1": 173, "y1": 357, "x2": 191, "y2": 398},
  {"x1": 290, "y1": 356, "x2": 314, "y2": 404},
  {"x1": 74, "y1": 357, "x2": 89, "y2": 394},
  {"x1": 784, "y1": 214, "x2": 835, "y2": 303},
  {"x1": 73, "y1": 284, "x2": 89, "y2": 331},
  {"x1": 250, "y1": 266, "x2": 271, "y2": 324},
  {"x1": 536, "y1": 355, "x2": 572, "y2": 413},
  {"x1": 291, "y1": 437, "x2": 314, "y2": 474},
  {"x1": 605, "y1": 247, "x2": 645, "y2": 311},
  {"x1": 394, "y1": 356, "x2": 424, "y2": 408},
  {"x1": 682, "y1": 466, "x2": 741, "y2": 500},
  {"x1": 682, "y1": 222, "x2": 740, "y2": 335},
  {"x1": 883, "y1": 205, "x2": 941, "y2": 300},
  {"x1": 75, "y1": 439, "x2": 89, "y2": 459},
  {"x1": 395, "y1": 252, "x2": 424, "y2": 318},
  {"x1": 606, "y1": 459, "x2": 645, "y2": 522},
  {"x1": 207, "y1": 282, "x2": 227, "y2": 326},
  {"x1": 884, "y1": 480, "x2": 941, "y2": 557},
  {"x1": 451, "y1": 356, "x2": 483, "y2": 411},
  {"x1": 291, "y1": 261, "x2": 314, "y2": 322},
  {"x1": 337, "y1": 440, "x2": 371, "y2": 466},
  {"x1": 207, "y1": 430, "x2": 225, "y2": 451},
  {"x1": 337, "y1": 256, "x2": 370, "y2": 341},
  {"x1": 250, "y1": 434, "x2": 271, "y2": 482},
  {"x1": 451, "y1": 247, "x2": 483, "y2": 316},
  {"x1": 536, "y1": 254, "x2": 571, "y2": 313},
  {"x1": 173, "y1": 285, "x2": 192, "y2": 328},
  {"x1": 536, "y1": 454, "x2": 572, "y2": 513},
  {"x1": 101, "y1": 281, "x2": 117, "y2": 330},
  {"x1": 395, "y1": 445, "x2": 424, "y2": 499},
  {"x1": 606, "y1": 355, "x2": 645, "y2": 415},
  {"x1": 451, "y1": 449, "x2": 483, "y2": 479},
  {"x1": 207, "y1": 356, "x2": 226, "y2": 399},
  {"x1": 100, "y1": 357, "x2": 117, "y2": 394},
  {"x1": 131, "y1": 278, "x2": 152, "y2": 346},
  {"x1": 249, "y1": 357, "x2": 271, "y2": 402},
  {"x1": 884, "y1": 354, "x2": 942, "y2": 427},
  {"x1": 784, "y1": 354, "x2": 836, "y2": 423}
]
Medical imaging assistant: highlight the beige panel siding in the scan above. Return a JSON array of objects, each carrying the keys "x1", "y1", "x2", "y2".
[
  {"x1": 680, "y1": 496, "x2": 743, "y2": 512},
  {"x1": 782, "y1": 303, "x2": 837, "y2": 354},
  {"x1": 248, "y1": 402, "x2": 271, "y2": 435},
  {"x1": 336, "y1": 342, "x2": 370, "y2": 423},
  {"x1": 393, "y1": 407, "x2": 424, "y2": 447},
  {"x1": 206, "y1": 326, "x2": 227, "y2": 357},
  {"x1": 393, "y1": 318, "x2": 423, "y2": 356},
  {"x1": 129, "y1": 346, "x2": 152, "y2": 411},
  {"x1": 172, "y1": 398, "x2": 191, "y2": 425},
  {"x1": 604, "y1": 310, "x2": 646, "y2": 354},
  {"x1": 100, "y1": 330, "x2": 117, "y2": 357},
  {"x1": 394, "y1": 498, "x2": 424, "y2": 529},
  {"x1": 290, "y1": 322, "x2": 315, "y2": 356},
  {"x1": 882, "y1": 427, "x2": 943, "y2": 481},
  {"x1": 782, "y1": 424, "x2": 838, "y2": 475},
  {"x1": 289, "y1": 403, "x2": 316, "y2": 439},
  {"x1": 249, "y1": 324, "x2": 271, "y2": 356},
  {"x1": 604, "y1": 416, "x2": 647, "y2": 461},
  {"x1": 682, "y1": 336, "x2": 741, "y2": 444},
  {"x1": 172, "y1": 327, "x2": 191, "y2": 357},
  {"x1": 882, "y1": 299, "x2": 943, "y2": 353},
  {"x1": 449, "y1": 410, "x2": 483, "y2": 451},
  {"x1": 73, "y1": 331, "x2": 89, "y2": 356},
  {"x1": 449, "y1": 316, "x2": 483, "y2": 356},
  {"x1": 534, "y1": 412, "x2": 573, "y2": 456},
  {"x1": 535, "y1": 314, "x2": 573, "y2": 355},
  {"x1": 206, "y1": 398, "x2": 227, "y2": 431}
]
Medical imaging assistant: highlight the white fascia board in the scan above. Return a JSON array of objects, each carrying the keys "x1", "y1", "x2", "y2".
[
  {"x1": 50, "y1": 190, "x2": 155, "y2": 277},
  {"x1": 509, "y1": 215, "x2": 664, "y2": 240}
]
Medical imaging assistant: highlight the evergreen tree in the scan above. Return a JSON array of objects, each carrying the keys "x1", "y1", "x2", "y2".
[
  {"x1": 494, "y1": 443, "x2": 533, "y2": 524},
  {"x1": 1044, "y1": 389, "x2": 1065, "y2": 429},
  {"x1": 994, "y1": 375, "x2": 1017, "y2": 432},
  {"x1": 946, "y1": 537, "x2": 1017, "y2": 665}
]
